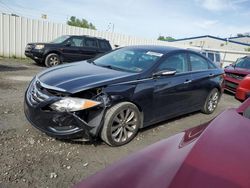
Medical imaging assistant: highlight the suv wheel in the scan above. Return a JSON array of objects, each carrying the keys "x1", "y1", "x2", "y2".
[
  {"x1": 202, "y1": 88, "x2": 220, "y2": 114},
  {"x1": 45, "y1": 53, "x2": 61, "y2": 67},
  {"x1": 101, "y1": 102, "x2": 141, "y2": 146}
]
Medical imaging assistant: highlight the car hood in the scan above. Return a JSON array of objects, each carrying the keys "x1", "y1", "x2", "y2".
[
  {"x1": 74, "y1": 100, "x2": 250, "y2": 188},
  {"x1": 225, "y1": 66, "x2": 250, "y2": 75},
  {"x1": 37, "y1": 61, "x2": 139, "y2": 93}
]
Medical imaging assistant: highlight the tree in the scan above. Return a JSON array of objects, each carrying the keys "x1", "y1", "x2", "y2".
[
  {"x1": 237, "y1": 33, "x2": 250, "y2": 37},
  {"x1": 157, "y1": 36, "x2": 175, "y2": 42},
  {"x1": 67, "y1": 16, "x2": 96, "y2": 30},
  {"x1": 237, "y1": 33, "x2": 244, "y2": 37}
]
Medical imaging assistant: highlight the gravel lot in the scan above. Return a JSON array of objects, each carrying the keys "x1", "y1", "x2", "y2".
[{"x1": 0, "y1": 58, "x2": 241, "y2": 188}]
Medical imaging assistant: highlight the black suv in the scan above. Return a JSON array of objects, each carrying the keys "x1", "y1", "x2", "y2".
[{"x1": 25, "y1": 35, "x2": 112, "y2": 67}]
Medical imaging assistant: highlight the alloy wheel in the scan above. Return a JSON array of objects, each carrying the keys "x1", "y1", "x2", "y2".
[
  {"x1": 49, "y1": 56, "x2": 59, "y2": 66},
  {"x1": 208, "y1": 91, "x2": 219, "y2": 112},
  {"x1": 111, "y1": 108, "x2": 138, "y2": 143}
]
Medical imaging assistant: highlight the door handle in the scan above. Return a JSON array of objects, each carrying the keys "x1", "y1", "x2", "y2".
[
  {"x1": 184, "y1": 80, "x2": 192, "y2": 84},
  {"x1": 209, "y1": 73, "x2": 215, "y2": 77}
]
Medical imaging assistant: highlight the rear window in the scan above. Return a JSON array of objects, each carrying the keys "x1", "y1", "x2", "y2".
[
  {"x1": 85, "y1": 38, "x2": 97, "y2": 48},
  {"x1": 99, "y1": 40, "x2": 110, "y2": 49}
]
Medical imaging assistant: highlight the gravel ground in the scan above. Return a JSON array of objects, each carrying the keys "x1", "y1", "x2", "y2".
[{"x1": 0, "y1": 58, "x2": 241, "y2": 188}]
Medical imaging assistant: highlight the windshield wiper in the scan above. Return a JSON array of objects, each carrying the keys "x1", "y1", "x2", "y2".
[
  {"x1": 87, "y1": 59, "x2": 96, "y2": 65},
  {"x1": 98, "y1": 64, "x2": 125, "y2": 71}
]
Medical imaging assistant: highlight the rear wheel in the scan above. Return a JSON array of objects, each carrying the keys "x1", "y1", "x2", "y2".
[
  {"x1": 101, "y1": 102, "x2": 141, "y2": 146},
  {"x1": 202, "y1": 88, "x2": 220, "y2": 114},
  {"x1": 45, "y1": 53, "x2": 61, "y2": 67}
]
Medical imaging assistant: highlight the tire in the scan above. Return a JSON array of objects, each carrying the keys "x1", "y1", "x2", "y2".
[
  {"x1": 45, "y1": 53, "x2": 61, "y2": 67},
  {"x1": 201, "y1": 88, "x2": 220, "y2": 114},
  {"x1": 101, "y1": 102, "x2": 141, "y2": 146}
]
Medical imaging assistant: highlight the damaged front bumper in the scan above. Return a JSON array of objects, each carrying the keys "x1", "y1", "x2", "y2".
[{"x1": 24, "y1": 79, "x2": 108, "y2": 140}]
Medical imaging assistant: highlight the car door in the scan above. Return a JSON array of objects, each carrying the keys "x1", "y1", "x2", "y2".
[
  {"x1": 188, "y1": 52, "x2": 219, "y2": 109},
  {"x1": 61, "y1": 36, "x2": 84, "y2": 62},
  {"x1": 79, "y1": 37, "x2": 99, "y2": 60},
  {"x1": 152, "y1": 52, "x2": 193, "y2": 122}
]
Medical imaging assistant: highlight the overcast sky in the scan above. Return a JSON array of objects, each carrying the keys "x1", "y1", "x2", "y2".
[{"x1": 1, "y1": 0, "x2": 250, "y2": 39}]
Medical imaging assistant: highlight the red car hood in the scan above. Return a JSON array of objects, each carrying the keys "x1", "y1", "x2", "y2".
[
  {"x1": 225, "y1": 66, "x2": 250, "y2": 75},
  {"x1": 74, "y1": 100, "x2": 250, "y2": 188}
]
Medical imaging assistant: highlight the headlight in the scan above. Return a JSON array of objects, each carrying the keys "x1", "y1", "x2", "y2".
[
  {"x1": 34, "y1": 44, "x2": 44, "y2": 50},
  {"x1": 50, "y1": 97, "x2": 101, "y2": 112}
]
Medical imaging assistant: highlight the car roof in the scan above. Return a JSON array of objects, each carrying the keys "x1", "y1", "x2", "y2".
[
  {"x1": 122, "y1": 45, "x2": 184, "y2": 54},
  {"x1": 65, "y1": 35, "x2": 109, "y2": 41}
]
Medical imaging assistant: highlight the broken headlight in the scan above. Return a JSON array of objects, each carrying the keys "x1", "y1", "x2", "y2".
[{"x1": 50, "y1": 97, "x2": 101, "y2": 112}]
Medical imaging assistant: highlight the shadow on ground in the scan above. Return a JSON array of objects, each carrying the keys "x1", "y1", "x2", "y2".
[{"x1": 0, "y1": 65, "x2": 28, "y2": 72}]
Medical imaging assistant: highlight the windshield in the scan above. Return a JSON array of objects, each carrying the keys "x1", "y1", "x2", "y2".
[
  {"x1": 50, "y1": 35, "x2": 70, "y2": 44},
  {"x1": 93, "y1": 48, "x2": 163, "y2": 73},
  {"x1": 235, "y1": 57, "x2": 250, "y2": 69}
]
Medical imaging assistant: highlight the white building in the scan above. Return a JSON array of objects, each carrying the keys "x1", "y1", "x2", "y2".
[{"x1": 171, "y1": 35, "x2": 250, "y2": 51}]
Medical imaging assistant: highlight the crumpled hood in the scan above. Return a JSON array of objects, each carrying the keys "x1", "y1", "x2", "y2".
[{"x1": 37, "y1": 61, "x2": 139, "y2": 93}]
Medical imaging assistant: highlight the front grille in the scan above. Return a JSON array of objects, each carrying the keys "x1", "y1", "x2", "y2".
[
  {"x1": 225, "y1": 81, "x2": 238, "y2": 90},
  {"x1": 226, "y1": 73, "x2": 245, "y2": 80},
  {"x1": 28, "y1": 80, "x2": 50, "y2": 105}
]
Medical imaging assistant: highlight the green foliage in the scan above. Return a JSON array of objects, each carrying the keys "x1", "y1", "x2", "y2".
[
  {"x1": 67, "y1": 16, "x2": 96, "y2": 30},
  {"x1": 237, "y1": 33, "x2": 250, "y2": 37},
  {"x1": 244, "y1": 47, "x2": 250, "y2": 52},
  {"x1": 157, "y1": 36, "x2": 175, "y2": 42}
]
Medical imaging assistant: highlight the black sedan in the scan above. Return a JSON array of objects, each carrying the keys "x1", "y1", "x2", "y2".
[{"x1": 24, "y1": 45, "x2": 224, "y2": 146}]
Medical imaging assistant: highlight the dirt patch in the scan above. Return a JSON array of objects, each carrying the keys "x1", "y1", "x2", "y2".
[{"x1": 0, "y1": 58, "x2": 241, "y2": 188}]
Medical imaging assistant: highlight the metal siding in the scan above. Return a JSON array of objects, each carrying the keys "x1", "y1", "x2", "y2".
[
  {"x1": 9, "y1": 16, "x2": 15, "y2": 57},
  {"x1": 3, "y1": 15, "x2": 10, "y2": 57},
  {"x1": 0, "y1": 14, "x2": 3, "y2": 56}
]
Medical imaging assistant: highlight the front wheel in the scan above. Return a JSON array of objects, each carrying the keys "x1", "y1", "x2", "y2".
[
  {"x1": 202, "y1": 88, "x2": 220, "y2": 114},
  {"x1": 45, "y1": 53, "x2": 61, "y2": 67},
  {"x1": 101, "y1": 102, "x2": 141, "y2": 146}
]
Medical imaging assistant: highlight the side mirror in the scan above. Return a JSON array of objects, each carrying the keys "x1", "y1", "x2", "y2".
[{"x1": 153, "y1": 70, "x2": 177, "y2": 77}]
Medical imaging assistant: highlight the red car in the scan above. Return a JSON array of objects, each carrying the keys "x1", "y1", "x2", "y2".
[
  {"x1": 224, "y1": 56, "x2": 250, "y2": 100},
  {"x1": 74, "y1": 98, "x2": 250, "y2": 188}
]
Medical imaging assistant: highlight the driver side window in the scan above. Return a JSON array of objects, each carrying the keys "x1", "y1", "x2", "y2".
[{"x1": 157, "y1": 53, "x2": 188, "y2": 73}]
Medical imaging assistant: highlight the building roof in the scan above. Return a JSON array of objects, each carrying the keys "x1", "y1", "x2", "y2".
[
  {"x1": 172, "y1": 35, "x2": 250, "y2": 46},
  {"x1": 229, "y1": 36, "x2": 250, "y2": 39}
]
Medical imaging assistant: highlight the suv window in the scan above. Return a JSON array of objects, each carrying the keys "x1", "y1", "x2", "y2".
[
  {"x1": 99, "y1": 40, "x2": 110, "y2": 49},
  {"x1": 66, "y1": 37, "x2": 84, "y2": 47},
  {"x1": 157, "y1": 53, "x2": 188, "y2": 73},
  {"x1": 208, "y1": 53, "x2": 214, "y2": 62},
  {"x1": 215, "y1": 53, "x2": 220, "y2": 62},
  {"x1": 85, "y1": 38, "x2": 97, "y2": 48},
  {"x1": 190, "y1": 53, "x2": 209, "y2": 71}
]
